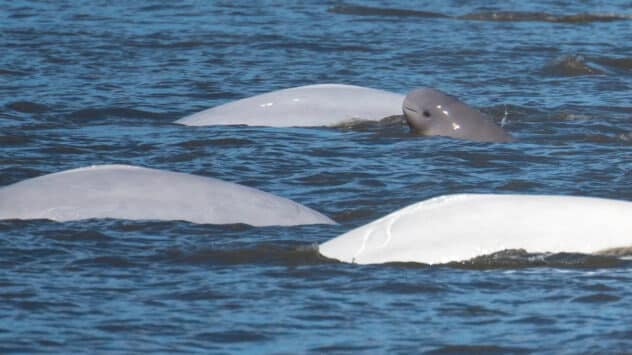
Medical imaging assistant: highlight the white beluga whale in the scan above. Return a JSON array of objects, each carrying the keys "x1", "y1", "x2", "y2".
[
  {"x1": 319, "y1": 194, "x2": 632, "y2": 265},
  {"x1": 175, "y1": 84, "x2": 405, "y2": 127},
  {"x1": 0, "y1": 165, "x2": 335, "y2": 226}
]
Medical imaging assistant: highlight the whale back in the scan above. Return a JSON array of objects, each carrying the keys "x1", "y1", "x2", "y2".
[
  {"x1": 319, "y1": 194, "x2": 632, "y2": 264},
  {"x1": 176, "y1": 84, "x2": 405, "y2": 127},
  {"x1": 402, "y1": 88, "x2": 512, "y2": 142},
  {"x1": 0, "y1": 165, "x2": 335, "y2": 226}
]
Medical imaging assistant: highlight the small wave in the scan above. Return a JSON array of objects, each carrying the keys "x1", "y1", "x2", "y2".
[
  {"x1": 138, "y1": 4, "x2": 188, "y2": 12},
  {"x1": 439, "y1": 304, "x2": 509, "y2": 318},
  {"x1": 43, "y1": 229, "x2": 113, "y2": 242},
  {"x1": 159, "y1": 243, "x2": 328, "y2": 266},
  {"x1": 271, "y1": 40, "x2": 370, "y2": 53},
  {"x1": 572, "y1": 293, "x2": 621, "y2": 303},
  {"x1": 370, "y1": 281, "x2": 447, "y2": 294},
  {"x1": 126, "y1": 39, "x2": 219, "y2": 49},
  {"x1": 311, "y1": 344, "x2": 379, "y2": 353},
  {"x1": 460, "y1": 11, "x2": 558, "y2": 22},
  {"x1": 0, "y1": 134, "x2": 32, "y2": 145},
  {"x1": 426, "y1": 344, "x2": 531, "y2": 354},
  {"x1": 6, "y1": 101, "x2": 49, "y2": 114},
  {"x1": 460, "y1": 11, "x2": 631, "y2": 23},
  {"x1": 593, "y1": 56, "x2": 632, "y2": 72},
  {"x1": 162, "y1": 289, "x2": 228, "y2": 301},
  {"x1": 66, "y1": 107, "x2": 167, "y2": 121},
  {"x1": 70, "y1": 13, "x2": 111, "y2": 21},
  {"x1": 497, "y1": 179, "x2": 542, "y2": 191},
  {"x1": 194, "y1": 330, "x2": 272, "y2": 343},
  {"x1": 176, "y1": 138, "x2": 255, "y2": 148},
  {"x1": 541, "y1": 55, "x2": 605, "y2": 76},
  {"x1": 67, "y1": 256, "x2": 139, "y2": 269},
  {"x1": 8, "y1": 13, "x2": 35, "y2": 19},
  {"x1": 448, "y1": 249, "x2": 626, "y2": 269},
  {"x1": 0, "y1": 68, "x2": 26, "y2": 76},
  {"x1": 40, "y1": 146, "x2": 88, "y2": 155},
  {"x1": 328, "y1": 4, "x2": 447, "y2": 18},
  {"x1": 331, "y1": 115, "x2": 406, "y2": 130},
  {"x1": 328, "y1": 4, "x2": 632, "y2": 24},
  {"x1": 330, "y1": 207, "x2": 381, "y2": 224}
]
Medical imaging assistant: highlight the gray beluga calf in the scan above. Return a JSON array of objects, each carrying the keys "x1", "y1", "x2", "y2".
[
  {"x1": 175, "y1": 84, "x2": 405, "y2": 127},
  {"x1": 0, "y1": 165, "x2": 335, "y2": 226},
  {"x1": 402, "y1": 88, "x2": 513, "y2": 142},
  {"x1": 319, "y1": 194, "x2": 632, "y2": 265}
]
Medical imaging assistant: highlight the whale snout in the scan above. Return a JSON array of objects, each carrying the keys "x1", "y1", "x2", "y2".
[
  {"x1": 402, "y1": 105, "x2": 417, "y2": 114},
  {"x1": 402, "y1": 99, "x2": 431, "y2": 134}
]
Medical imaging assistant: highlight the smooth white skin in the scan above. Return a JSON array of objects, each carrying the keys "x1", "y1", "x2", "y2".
[
  {"x1": 175, "y1": 84, "x2": 405, "y2": 127},
  {"x1": 0, "y1": 165, "x2": 336, "y2": 226},
  {"x1": 319, "y1": 194, "x2": 632, "y2": 265}
]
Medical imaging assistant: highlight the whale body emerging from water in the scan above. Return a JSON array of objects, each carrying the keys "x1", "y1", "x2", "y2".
[
  {"x1": 175, "y1": 84, "x2": 405, "y2": 127},
  {"x1": 402, "y1": 88, "x2": 512, "y2": 142},
  {"x1": 319, "y1": 194, "x2": 632, "y2": 265},
  {"x1": 0, "y1": 165, "x2": 335, "y2": 226},
  {"x1": 176, "y1": 84, "x2": 512, "y2": 142}
]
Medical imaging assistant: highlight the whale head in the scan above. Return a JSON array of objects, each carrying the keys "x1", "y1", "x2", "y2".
[
  {"x1": 402, "y1": 88, "x2": 469, "y2": 135},
  {"x1": 402, "y1": 88, "x2": 512, "y2": 142}
]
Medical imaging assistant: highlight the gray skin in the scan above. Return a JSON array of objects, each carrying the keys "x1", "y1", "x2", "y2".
[{"x1": 402, "y1": 88, "x2": 513, "y2": 142}]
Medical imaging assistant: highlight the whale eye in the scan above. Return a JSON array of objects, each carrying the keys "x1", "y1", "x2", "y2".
[{"x1": 423, "y1": 110, "x2": 431, "y2": 117}]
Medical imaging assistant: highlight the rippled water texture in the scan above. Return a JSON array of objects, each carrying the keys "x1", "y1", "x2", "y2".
[{"x1": 1, "y1": 1, "x2": 632, "y2": 353}]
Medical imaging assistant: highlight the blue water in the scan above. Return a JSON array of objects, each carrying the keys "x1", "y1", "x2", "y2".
[{"x1": 2, "y1": 1, "x2": 632, "y2": 353}]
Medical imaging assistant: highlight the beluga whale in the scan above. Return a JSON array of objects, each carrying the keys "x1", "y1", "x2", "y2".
[
  {"x1": 0, "y1": 165, "x2": 335, "y2": 226},
  {"x1": 402, "y1": 88, "x2": 513, "y2": 142},
  {"x1": 175, "y1": 84, "x2": 405, "y2": 127},
  {"x1": 319, "y1": 194, "x2": 632, "y2": 265},
  {"x1": 177, "y1": 83, "x2": 513, "y2": 142}
]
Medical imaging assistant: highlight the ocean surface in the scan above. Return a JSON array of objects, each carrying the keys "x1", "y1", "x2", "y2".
[{"x1": 2, "y1": 0, "x2": 632, "y2": 353}]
